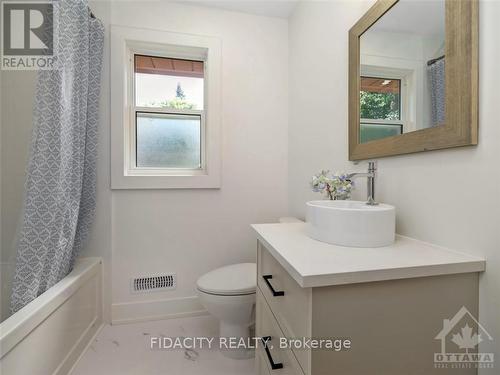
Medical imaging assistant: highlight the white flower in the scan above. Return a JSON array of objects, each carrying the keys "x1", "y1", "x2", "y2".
[{"x1": 310, "y1": 169, "x2": 352, "y2": 200}]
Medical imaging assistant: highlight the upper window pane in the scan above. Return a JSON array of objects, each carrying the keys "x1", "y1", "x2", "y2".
[
  {"x1": 135, "y1": 55, "x2": 204, "y2": 110},
  {"x1": 360, "y1": 77, "x2": 401, "y2": 120}
]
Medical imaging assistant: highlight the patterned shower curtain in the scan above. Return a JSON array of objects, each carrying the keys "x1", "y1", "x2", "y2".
[
  {"x1": 10, "y1": 0, "x2": 104, "y2": 313},
  {"x1": 428, "y1": 58, "x2": 445, "y2": 127}
]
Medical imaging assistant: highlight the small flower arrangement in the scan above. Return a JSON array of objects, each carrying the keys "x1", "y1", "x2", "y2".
[{"x1": 311, "y1": 170, "x2": 353, "y2": 200}]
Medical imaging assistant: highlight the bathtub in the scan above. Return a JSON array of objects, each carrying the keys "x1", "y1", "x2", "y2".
[{"x1": 0, "y1": 257, "x2": 103, "y2": 375}]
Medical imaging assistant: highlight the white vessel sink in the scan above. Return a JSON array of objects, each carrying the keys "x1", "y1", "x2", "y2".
[{"x1": 306, "y1": 200, "x2": 396, "y2": 248}]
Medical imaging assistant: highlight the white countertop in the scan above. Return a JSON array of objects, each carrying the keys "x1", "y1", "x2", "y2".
[{"x1": 252, "y1": 223, "x2": 485, "y2": 288}]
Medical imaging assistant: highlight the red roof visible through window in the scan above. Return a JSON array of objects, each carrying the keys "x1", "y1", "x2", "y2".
[
  {"x1": 134, "y1": 55, "x2": 204, "y2": 78},
  {"x1": 361, "y1": 76, "x2": 400, "y2": 94}
]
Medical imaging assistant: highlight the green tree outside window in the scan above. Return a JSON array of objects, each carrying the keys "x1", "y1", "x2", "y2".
[{"x1": 360, "y1": 91, "x2": 400, "y2": 120}]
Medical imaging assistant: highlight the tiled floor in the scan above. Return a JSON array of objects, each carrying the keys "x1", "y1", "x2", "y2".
[{"x1": 71, "y1": 315, "x2": 255, "y2": 375}]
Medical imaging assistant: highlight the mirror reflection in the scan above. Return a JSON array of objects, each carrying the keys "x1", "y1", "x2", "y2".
[{"x1": 359, "y1": 0, "x2": 445, "y2": 143}]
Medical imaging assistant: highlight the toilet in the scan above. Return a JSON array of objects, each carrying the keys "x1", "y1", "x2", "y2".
[{"x1": 196, "y1": 263, "x2": 256, "y2": 359}]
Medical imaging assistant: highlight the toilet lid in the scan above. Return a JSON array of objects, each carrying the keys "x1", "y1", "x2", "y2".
[{"x1": 197, "y1": 263, "x2": 256, "y2": 295}]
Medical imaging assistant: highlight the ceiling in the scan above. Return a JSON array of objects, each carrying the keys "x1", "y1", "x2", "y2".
[
  {"x1": 371, "y1": 0, "x2": 445, "y2": 38},
  {"x1": 177, "y1": 0, "x2": 299, "y2": 19}
]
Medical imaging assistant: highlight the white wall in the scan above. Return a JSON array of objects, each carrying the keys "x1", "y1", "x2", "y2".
[
  {"x1": 0, "y1": 0, "x2": 288, "y2": 324},
  {"x1": 86, "y1": 0, "x2": 112, "y2": 323},
  {"x1": 361, "y1": 30, "x2": 443, "y2": 130},
  {"x1": 0, "y1": 71, "x2": 36, "y2": 264},
  {"x1": 109, "y1": 2, "x2": 288, "y2": 321},
  {"x1": 0, "y1": 70, "x2": 36, "y2": 321},
  {"x1": 288, "y1": 1, "x2": 500, "y2": 371},
  {"x1": 3, "y1": 5, "x2": 497, "y2": 369},
  {"x1": 288, "y1": 0, "x2": 370, "y2": 211}
]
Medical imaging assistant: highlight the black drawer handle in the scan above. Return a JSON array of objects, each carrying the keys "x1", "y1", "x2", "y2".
[
  {"x1": 261, "y1": 336, "x2": 283, "y2": 370},
  {"x1": 262, "y1": 275, "x2": 284, "y2": 296}
]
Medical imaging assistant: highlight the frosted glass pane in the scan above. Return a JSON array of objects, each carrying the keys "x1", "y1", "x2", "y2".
[
  {"x1": 136, "y1": 113, "x2": 201, "y2": 169},
  {"x1": 360, "y1": 123, "x2": 402, "y2": 143}
]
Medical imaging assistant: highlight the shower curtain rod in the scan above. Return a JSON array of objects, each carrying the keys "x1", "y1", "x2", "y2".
[{"x1": 427, "y1": 55, "x2": 445, "y2": 66}]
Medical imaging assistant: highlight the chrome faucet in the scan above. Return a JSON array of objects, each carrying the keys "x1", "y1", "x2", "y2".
[{"x1": 347, "y1": 161, "x2": 378, "y2": 206}]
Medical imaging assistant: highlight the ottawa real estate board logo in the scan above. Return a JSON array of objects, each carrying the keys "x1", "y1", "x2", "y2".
[
  {"x1": 1, "y1": 1, "x2": 55, "y2": 70},
  {"x1": 434, "y1": 306, "x2": 494, "y2": 370}
]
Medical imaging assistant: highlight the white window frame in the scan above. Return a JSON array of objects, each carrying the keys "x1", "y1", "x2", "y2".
[
  {"x1": 360, "y1": 64, "x2": 419, "y2": 133},
  {"x1": 129, "y1": 51, "x2": 206, "y2": 176},
  {"x1": 111, "y1": 25, "x2": 221, "y2": 189},
  {"x1": 360, "y1": 74, "x2": 407, "y2": 128}
]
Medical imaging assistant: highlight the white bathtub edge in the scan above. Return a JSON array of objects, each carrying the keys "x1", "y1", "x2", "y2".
[
  {"x1": 58, "y1": 317, "x2": 105, "y2": 375},
  {"x1": 0, "y1": 257, "x2": 102, "y2": 358}
]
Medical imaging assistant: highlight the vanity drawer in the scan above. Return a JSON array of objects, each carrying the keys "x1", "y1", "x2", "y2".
[
  {"x1": 256, "y1": 346, "x2": 271, "y2": 375},
  {"x1": 256, "y1": 288, "x2": 305, "y2": 375},
  {"x1": 257, "y1": 242, "x2": 311, "y2": 374}
]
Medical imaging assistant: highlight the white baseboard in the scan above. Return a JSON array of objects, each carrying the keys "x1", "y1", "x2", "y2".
[{"x1": 111, "y1": 296, "x2": 208, "y2": 325}]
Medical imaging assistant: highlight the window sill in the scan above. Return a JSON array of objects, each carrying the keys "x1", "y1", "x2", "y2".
[{"x1": 111, "y1": 173, "x2": 221, "y2": 190}]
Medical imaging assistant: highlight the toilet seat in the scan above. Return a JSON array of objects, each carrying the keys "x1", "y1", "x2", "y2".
[{"x1": 197, "y1": 263, "x2": 256, "y2": 296}]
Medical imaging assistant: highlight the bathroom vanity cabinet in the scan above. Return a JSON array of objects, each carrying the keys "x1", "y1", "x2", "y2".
[{"x1": 252, "y1": 223, "x2": 485, "y2": 375}]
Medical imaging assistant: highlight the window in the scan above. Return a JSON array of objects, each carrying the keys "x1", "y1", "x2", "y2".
[
  {"x1": 111, "y1": 26, "x2": 221, "y2": 189},
  {"x1": 133, "y1": 55, "x2": 204, "y2": 169},
  {"x1": 360, "y1": 76, "x2": 403, "y2": 143}
]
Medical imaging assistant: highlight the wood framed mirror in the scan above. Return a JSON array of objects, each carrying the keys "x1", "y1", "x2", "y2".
[{"x1": 348, "y1": 0, "x2": 478, "y2": 160}]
